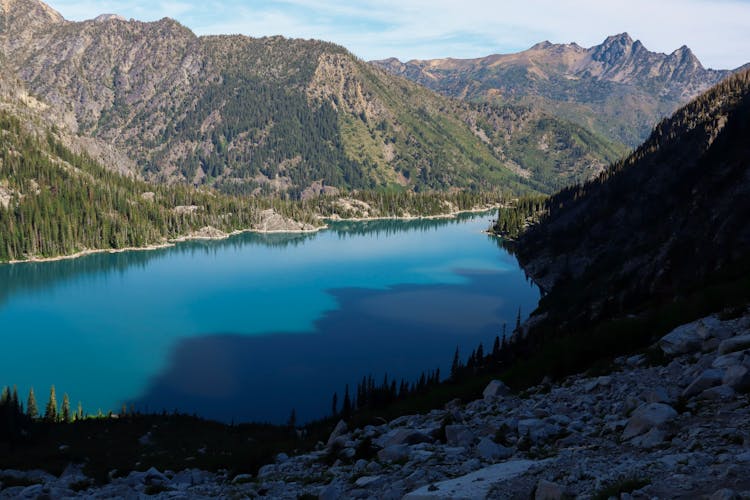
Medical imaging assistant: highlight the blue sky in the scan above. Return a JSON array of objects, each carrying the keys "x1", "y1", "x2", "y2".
[{"x1": 46, "y1": 0, "x2": 750, "y2": 69}]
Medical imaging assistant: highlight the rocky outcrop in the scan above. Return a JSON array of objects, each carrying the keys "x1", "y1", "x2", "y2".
[
  {"x1": 4, "y1": 309, "x2": 749, "y2": 498},
  {"x1": 255, "y1": 209, "x2": 317, "y2": 232}
]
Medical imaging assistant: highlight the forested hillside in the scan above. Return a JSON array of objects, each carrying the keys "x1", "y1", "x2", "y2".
[
  {"x1": 0, "y1": 0, "x2": 624, "y2": 196},
  {"x1": 0, "y1": 110, "x2": 293, "y2": 262},
  {"x1": 0, "y1": 108, "x2": 507, "y2": 263},
  {"x1": 504, "y1": 68, "x2": 750, "y2": 382}
]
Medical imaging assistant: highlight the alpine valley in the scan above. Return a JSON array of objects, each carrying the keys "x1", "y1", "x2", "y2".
[{"x1": 1, "y1": 0, "x2": 750, "y2": 498}]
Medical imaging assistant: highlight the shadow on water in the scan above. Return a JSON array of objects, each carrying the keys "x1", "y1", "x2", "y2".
[{"x1": 129, "y1": 268, "x2": 538, "y2": 424}]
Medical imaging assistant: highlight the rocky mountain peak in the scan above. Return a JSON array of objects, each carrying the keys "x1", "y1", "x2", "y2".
[
  {"x1": 671, "y1": 44, "x2": 704, "y2": 70},
  {"x1": 93, "y1": 13, "x2": 126, "y2": 23},
  {"x1": 0, "y1": 0, "x2": 64, "y2": 27},
  {"x1": 530, "y1": 40, "x2": 553, "y2": 50},
  {"x1": 590, "y1": 32, "x2": 635, "y2": 64},
  {"x1": 603, "y1": 32, "x2": 634, "y2": 46}
]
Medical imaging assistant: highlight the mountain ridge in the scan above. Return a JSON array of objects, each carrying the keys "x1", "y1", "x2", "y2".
[
  {"x1": 373, "y1": 33, "x2": 742, "y2": 147},
  {"x1": 0, "y1": 0, "x2": 626, "y2": 195}
]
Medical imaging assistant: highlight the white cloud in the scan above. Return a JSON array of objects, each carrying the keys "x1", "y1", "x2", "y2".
[{"x1": 46, "y1": 0, "x2": 750, "y2": 69}]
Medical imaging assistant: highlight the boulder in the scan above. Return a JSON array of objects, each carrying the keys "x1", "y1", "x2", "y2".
[
  {"x1": 231, "y1": 474, "x2": 253, "y2": 485},
  {"x1": 384, "y1": 428, "x2": 433, "y2": 447},
  {"x1": 622, "y1": 403, "x2": 677, "y2": 440},
  {"x1": 642, "y1": 387, "x2": 671, "y2": 404},
  {"x1": 319, "y1": 483, "x2": 342, "y2": 500},
  {"x1": 659, "y1": 322, "x2": 703, "y2": 356},
  {"x1": 682, "y1": 369, "x2": 724, "y2": 398},
  {"x1": 718, "y1": 335, "x2": 750, "y2": 355},
  {"x1": 403, "y1": 460, "x2": 546, "y2": 499},
  {"x1": 535, "y1": 479, "x2": 566, "y2": 500},
  {"x1": 723, "y1": 365, "x2": 750, "y2": 392},
  {"x1": 517, "y1": 418, "x2": 562, "y2": 444},
  {"x1": 483, "y1": 380, "x2": 510, "y2": 400},
  {"x1": 710, "y1": 489, "x2": 739, "y2": 500},
  {"x1": 377, "y1": 444, "x2": 410, "y2": 463},
  {"x1": 699, "y1": 385, "x2": 736, "y2": 400},
  {"x1": 143, "y1": 467, "x2": 167, "y2": 485},
  {"x1": 326, "y1": 420, "x2": 348, "y2": 447},
  {"x1": 630, "y1": 427, "x2": 668, "y2": 449},
  {"x1": 713, "y1": 352, "x2": 745, "y2": 369},
  {"x1": 354, "y1": 475, "x2": 383, "y2": 488},
  {"x1": 445, "y1": 425, "x2": 476, "y2": 447},
  {"x1": 585, "y1": 376, "x2": 612, "y2": 392},
  {"x1": 475, "y1": 437, "x2": 513, "y2": 461}
]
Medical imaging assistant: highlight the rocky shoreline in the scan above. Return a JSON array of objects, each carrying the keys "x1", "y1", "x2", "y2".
[
  {"x1": 3, "y1": 308, "x2": 749, "y2": 498},
  {"x1": 3, "y1": 206, "x2": 498, "y2": 266}
]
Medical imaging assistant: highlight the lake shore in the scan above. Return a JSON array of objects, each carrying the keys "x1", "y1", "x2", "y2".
[{"x1": 4, "y1": 206, "x2": 499, "y2": 265}]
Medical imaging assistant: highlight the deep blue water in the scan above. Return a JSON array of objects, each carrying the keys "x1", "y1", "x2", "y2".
[{"x1": 0, "y1": 213, "x2": 539, "y2": 423}]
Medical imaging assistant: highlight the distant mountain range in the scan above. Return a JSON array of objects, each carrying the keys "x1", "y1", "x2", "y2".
[
  {"x1": 374, "y1": 34, "x2": 749, "y2": 147},
  {"x1": 0, "y1": 0, "x2": 628, "y2": 196}
]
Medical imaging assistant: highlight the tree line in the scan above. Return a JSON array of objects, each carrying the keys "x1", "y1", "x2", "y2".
[
  {"x1": 490, "y1": 195, "x2": 548, "y2": 239},
  {"x1": 0, "y1": 109, "x2": 510, "y2": 263}
]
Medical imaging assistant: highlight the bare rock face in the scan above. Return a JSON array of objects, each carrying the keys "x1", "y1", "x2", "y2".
[{"x1": 255, "y1": 209, "x2": 316, "y2": 232}]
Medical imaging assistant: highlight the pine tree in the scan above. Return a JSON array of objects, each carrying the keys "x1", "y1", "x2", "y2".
[
  {"x1": 11, "y1": 385, "x2": 20, "y2": 413},
  {"x1": 492, "y1": 336, "x2": 501, "y2": 358},
  {"x1": 450, "y1": 346, "x2": 461, "y2": 380},
  {"x1": 342, "y1": 384, "x2": 352, "y2": 420},
  {"x1": 61, "y1": 393, "x2": 71, "y2": 423},
  {"x1": 76, "y1": 402, "x2": 84, "y2": 421},
  {"x1": 27, "y1": 388, "x2": 38, "y2": 419},
  {"x1": 0, "y1": 386, "x2": 8, "y2": 405},
  {"x1": 287, "y1": 408, "x2": 296, "y2": 429},
  {"x1": 515, "y1": 307, "x2": 522, "y2": 332},
  {"x1": 44, "y1": 385, "x2": 58, "y2": 422}
]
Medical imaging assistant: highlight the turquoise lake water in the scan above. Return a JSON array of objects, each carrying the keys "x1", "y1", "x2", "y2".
[{"x1": 0, "y1": 212, "x2": 539, "y2": 423}]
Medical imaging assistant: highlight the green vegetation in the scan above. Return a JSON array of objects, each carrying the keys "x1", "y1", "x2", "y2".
[
  {"x1": 0, "y1": 111, "x2": 269, "y2": 262},
  {"x1": 0, "y1": 109, "x2": 510, "y2": 263},
  {"x1": 489, "y1": 195, "x2": 548, "y2": 239}
]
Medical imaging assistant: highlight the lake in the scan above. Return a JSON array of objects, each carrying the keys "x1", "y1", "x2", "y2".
[{"x1": 0, "y1": 212, "x2": 539, "y2": 424}]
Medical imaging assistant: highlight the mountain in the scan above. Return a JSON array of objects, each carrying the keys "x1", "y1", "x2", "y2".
[
  {"x1": 508, "y1": 68, "x2": 750, "y2": 380},
  {"x1": 374, "y1": 34, "x2": 740, "y2": 148},
  {"x1": 0, "y1": 0, "x2": 624, "y2": 195}
]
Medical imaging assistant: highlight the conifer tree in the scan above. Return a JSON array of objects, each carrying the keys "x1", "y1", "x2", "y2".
[
  {"x1": 492, "y1": 336, "x2": 501, "y2": 358},
  {"x1": 11, "y1": 386, "x2": 20, "y2": 413},
  {"x1": 0, "y1": 386, "x2": 8, "y2": 405},
  {"x1": 515, "y1": 307, "x2": 522, "y2": 332},
  {"x1": 26, "y1": 387, "x2": 38, "y2": 419},
  {"x1": 341, "y1": 384, "x2": 352, "y2": 420},
  {"x1": 44, "y1": 385, "x2": 58, "y2": 422},
  {"x1": 287, "y1": 408, "x2": 296, "y2": 429},
  {"x1": 76, "y1": 402, "x2": 84, "y2": 421},
  {"x1": 61, "y1": 393, "x2": 71, "y2": 423},
  {"x1": 450, "y1": 347, "x2": 461, "y2": 380}
]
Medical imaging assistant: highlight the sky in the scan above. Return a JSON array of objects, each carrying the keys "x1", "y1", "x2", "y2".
[{"x1": 45, "y1": 0, "x2": 750, "y2": 69}]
